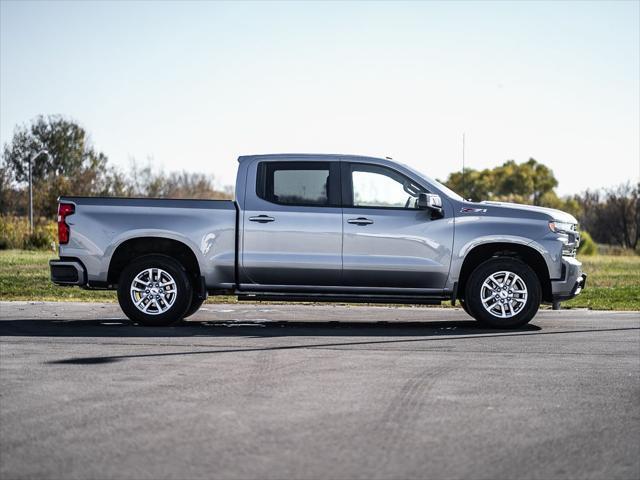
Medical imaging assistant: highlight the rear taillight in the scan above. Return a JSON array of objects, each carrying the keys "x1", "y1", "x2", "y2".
[{"x1": 57, "y1": 203, "x2": 75, "y2": 244}]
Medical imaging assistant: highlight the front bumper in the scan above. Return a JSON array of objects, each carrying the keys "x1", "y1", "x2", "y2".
[
  {"x1": 551, "y1": 256, "x2": 586, "y2": 301},
  {"x1": 50, "y1": 259, "x2": 86, "y2": 286}
]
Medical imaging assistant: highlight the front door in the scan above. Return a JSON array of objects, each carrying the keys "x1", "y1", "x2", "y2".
[
  {"x1": 241, "y1": 160, "x2": 342, "y2": 287},
  {"x1": 341, "y1": 162, "x2": 453, "y2": 289}
]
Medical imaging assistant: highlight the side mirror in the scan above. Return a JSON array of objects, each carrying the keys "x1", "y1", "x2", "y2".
[{"x1": 417, "y1": 193, "x2": 443, "y2": 218}]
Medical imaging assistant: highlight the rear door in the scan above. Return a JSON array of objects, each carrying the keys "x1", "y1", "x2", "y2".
[
  {"x1": 241, "y1": 160, "x2": 342, "y2": 286},
  {"x1": 341, "y1": 162, "x2": 452, "y2": 289}
]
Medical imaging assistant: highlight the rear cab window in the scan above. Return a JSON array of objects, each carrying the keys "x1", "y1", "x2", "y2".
[{"x1": 256, "y1": 161, "x2": 341, "y2": 207}]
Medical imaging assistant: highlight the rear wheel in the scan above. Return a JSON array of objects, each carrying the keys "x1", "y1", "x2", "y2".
[
  {"x1": 465, "y1": 257, "x2": 541, "y2": 328},
  {"x1": 117, "y1": 255, "x2": 193, "y2": 326}
]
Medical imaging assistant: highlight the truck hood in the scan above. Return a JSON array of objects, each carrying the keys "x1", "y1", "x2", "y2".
[{"x1": 479, "y1": 201, "x2": 578, "y2": 224}]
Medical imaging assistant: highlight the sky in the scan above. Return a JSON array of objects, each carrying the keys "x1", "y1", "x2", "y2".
[{"x1": 1, "y1": 0, "x2": 639, "y2": 196}]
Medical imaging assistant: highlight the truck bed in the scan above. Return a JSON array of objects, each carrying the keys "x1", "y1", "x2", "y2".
[{"x1": 56, "y1": 195, "x2": 238, "y2": 289}]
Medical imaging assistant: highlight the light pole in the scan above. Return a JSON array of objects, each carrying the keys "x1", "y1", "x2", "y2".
[{"x1": 28, "y1": 150, "x2": 50, "y2": 234}]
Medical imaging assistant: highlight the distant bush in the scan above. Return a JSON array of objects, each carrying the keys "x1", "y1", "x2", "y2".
[
  {"x1": 0, "y1": 216, "x2": 29, "y2": 249},
  {"x1": 0, "y1": 216, "x2": 56, "y2": 250},
  {"x1": 578, "y1": 231, "x2": 597, "y2": 256},
  {"x1": 0, "y1": 238, "x2": 8, "y2": 250},
  {"x1": 24, "y1": 232, "x2": 52, "y2": 250}
]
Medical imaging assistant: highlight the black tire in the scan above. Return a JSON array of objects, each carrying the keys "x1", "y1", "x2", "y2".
[
  {"x1": 117, "y1": 254, "x2": 193, "y2": 326},
  {"x1": 459, "y1": 298, "x2": 474, "y2": 317},
  {"x1": 183, "y1": 292, "x2": 205, "y2": 319},
  {"x1": 465, "y1": 257, "x2": 541, "y2": 329}
]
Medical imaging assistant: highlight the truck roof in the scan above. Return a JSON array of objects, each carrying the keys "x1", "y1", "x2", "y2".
[{"x1": 237, "y1": 153, "x2": 391, "y2": 163}]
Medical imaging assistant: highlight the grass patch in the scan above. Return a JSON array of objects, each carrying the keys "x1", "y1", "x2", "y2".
[
  {"x1": 0, "y1": 249, "x2": 638, "y2": 310},
  {"x1": 0, "y1": 249, "x2": 115, "y2": 302},
  {"x1": 0, "y1": 249, "x2": 237, "y2": 304},
  {"x1": 564, "y1": 255, "x2": 640, "y2": 310}
]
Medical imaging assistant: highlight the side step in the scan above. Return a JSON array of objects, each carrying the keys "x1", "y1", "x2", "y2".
[{"x1": 236, "y1": 292, "x2": 445, "y2": 305}]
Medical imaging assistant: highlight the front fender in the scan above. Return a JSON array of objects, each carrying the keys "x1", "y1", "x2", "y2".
[
  {"x1": 448, "y1": 234, "x2": 559, "y2": 289},
  {"x1": 458, "y1": 235, "x2": 539, "y2": 259}
]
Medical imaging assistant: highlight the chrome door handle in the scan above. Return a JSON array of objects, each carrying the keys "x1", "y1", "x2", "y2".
[
  {"x1": 249, "y1": 215, "x2": 275, "y2": 223},
  {"x1": 347, "y1": 217, "x2": 374, "y2": 225}
]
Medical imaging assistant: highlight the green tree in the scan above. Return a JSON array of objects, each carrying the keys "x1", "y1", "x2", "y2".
[
  {"x1": 0, "y1": 159, "x2": 16, "y2": 213},
  {"x1": 443, "y1": 158, "x2": 558, "y2": 205},
  {"x1": 443, "y1": 168, "x2": 494, "y2": 201},
  {"x1": 528, "y1": 159, "x2": 558, "y2": 205}
]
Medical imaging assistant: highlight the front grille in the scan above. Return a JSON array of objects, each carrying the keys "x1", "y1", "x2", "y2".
[{"x1": 563, "y1": 228, "x2": 580, "y2": 257}]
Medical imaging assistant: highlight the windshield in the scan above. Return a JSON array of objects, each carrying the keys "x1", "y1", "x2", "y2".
[
  {"x1": 429, "y1": 178, "x2": 465, "y2": 202},
  {"x1": 398, "y1": 161, "x2": 465, "y2": 202}
]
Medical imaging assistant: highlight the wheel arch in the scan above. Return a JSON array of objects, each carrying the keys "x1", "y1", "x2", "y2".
[
  {"x1": 107, "y1": 236, "x2": 202, "y2": 286},
  {"x1": 457, "y1": 242, "x2": 552, "y2": 303}
]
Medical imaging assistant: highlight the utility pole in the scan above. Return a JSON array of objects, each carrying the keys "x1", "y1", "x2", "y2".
[
  {"x1": 28, "y1": 150, "x2": 49, "y2": 234},
  {"x1": 462, "y1": 133, "x2": 466, "y2": 201}
]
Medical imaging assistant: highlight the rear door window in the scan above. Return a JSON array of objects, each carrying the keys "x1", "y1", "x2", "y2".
[{"x1": 256, "y1": 162, "x2": 340, "y2": 207}]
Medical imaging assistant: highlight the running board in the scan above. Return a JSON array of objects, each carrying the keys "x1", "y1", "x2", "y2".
[{"x1": 236, "y1": 292, "x2": 446, "y2": 305}]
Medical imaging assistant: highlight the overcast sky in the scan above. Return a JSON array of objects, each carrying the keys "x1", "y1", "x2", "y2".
[{"x1": 1, "y1": 0, "x2": 638, "y2": 195}]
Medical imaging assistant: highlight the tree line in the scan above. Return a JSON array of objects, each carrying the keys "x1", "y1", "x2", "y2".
[
  {"x1": 0, "y1": 115, "x2": 232, "y2": 219},
  {"x1": 441, "y1": 160, "x2": 639, "y2": 251},
  {"x1": 1, "y1": 115, "x2": 638, "y2": 251}
]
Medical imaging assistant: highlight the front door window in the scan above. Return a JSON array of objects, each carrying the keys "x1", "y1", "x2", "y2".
[{"x1": 350, "y1": 164, "x2": 424, "y2": 209}]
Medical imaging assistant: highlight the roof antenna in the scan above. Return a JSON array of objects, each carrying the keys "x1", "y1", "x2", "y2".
[{"x1": 462, "y1": 132, "x2": 466, "y2": 201}]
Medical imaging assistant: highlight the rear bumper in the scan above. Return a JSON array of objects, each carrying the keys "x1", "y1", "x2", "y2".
[
  {"x1": 551, "y1": 256, "x2": 586, "y2": 301},
  {"x1": 50, "y1": 259, "x2": 86, "y2": 286}
]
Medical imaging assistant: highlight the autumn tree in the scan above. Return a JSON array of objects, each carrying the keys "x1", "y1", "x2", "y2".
[
  {"x1": 578, "y1": 183, "x2": 639, "y2": 250},
  {"x1": 126, "y1": 160, "x2": 233, "y2": 200},
  {"x1": 2, "y1": 115, "x2": 127, "y2": 217}
]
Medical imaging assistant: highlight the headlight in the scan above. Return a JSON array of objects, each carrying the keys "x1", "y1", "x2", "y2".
[{"x1": 549, "y1": 220, "x2": 575, "y2": 234}]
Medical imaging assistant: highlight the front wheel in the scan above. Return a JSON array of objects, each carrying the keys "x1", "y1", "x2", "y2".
[
  {"x1": 465, "y1": 257, "x2": 541, "y2": 328},
  {"x1": 183, "y1": 293, "x2": 205, "y2": 319},
  {"x1": 459, "y1": 298, "x2": 473, "y2": 317},
  {"x1": 117, "y1": 255, "x2": 193, "y2": 326}
]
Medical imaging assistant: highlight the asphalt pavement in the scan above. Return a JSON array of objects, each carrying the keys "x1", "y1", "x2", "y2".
[{"x1": 1, "y1": 301, "x2": 639, "y2": 480}]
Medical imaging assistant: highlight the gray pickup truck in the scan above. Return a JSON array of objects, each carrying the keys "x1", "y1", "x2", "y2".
[{"x1": 50, "y1": 154, "x2": 585, "y2": 328}]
